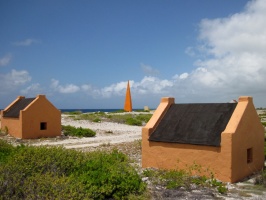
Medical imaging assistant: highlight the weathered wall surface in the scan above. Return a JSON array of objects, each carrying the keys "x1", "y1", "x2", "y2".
[
  {"x1": 0, "y1": 96, "x2": 23, "y2": 138},
  {"x1": 223, "y1": 96, "x2": 265, "y2": 182},
  {"x1": 0, "y1": 114, "x2": 22, "y2": 138}
]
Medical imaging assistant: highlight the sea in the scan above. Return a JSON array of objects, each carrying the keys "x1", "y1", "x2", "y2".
[
  {"x1": 0, "y1": 108, "x2": 152, "y2": 113},
  {"x1": 59, "y1": 109, "x2": 146, "y2": 113}
]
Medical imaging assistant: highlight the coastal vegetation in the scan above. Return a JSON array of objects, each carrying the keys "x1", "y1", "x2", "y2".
[
  {"x1": 0, "y1": 140, "x2": 146, "y2": 199},
  {"x1": 64, "y1": 110, "x2": 153, "y2": 126},
  {"x1": 143, "y1": 164, "x2": 228, "y2": 194},
  {"x1": 1, "y1": 136, "x2": 266, "y2": 199},
  {"x1": 62, "y1": 125, "x2": 96, "y2": 137}
]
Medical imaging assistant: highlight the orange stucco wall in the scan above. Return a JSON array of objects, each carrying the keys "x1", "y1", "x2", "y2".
[
  {"x1": 142, "y1": 96, "x2": 264, "y2": 183},
  {"x1": 223, "y1": 96, "x2": 265, "y2": 182},
  {"x1": 0, "y1": 115, "x2": 22, "y2": 138},
  {"x1": 1, "y1": 95, "x2": 61, "y2": 139},
  {"x1": 1, "y1": 96, "x2": 24, "y2": 138}
]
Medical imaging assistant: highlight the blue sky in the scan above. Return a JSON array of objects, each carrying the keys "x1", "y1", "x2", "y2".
[{"x1": 1, "y1": 0, "x2": 265, "y2": 109}]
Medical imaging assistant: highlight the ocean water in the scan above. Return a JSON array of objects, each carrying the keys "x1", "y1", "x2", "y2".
[
  {"x1": 59, "y1": 109, "x2": 145, "y2": 113},
  {"x1": 0, "y1": 108, "x2": 151, "y2": 113}
]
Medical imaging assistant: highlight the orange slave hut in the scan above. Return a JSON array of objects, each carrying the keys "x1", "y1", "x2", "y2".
[
  {"x1": 1, "y1": 95, "x2": 61, "y2": 139},
  {"x1": 142, "y1": 96, "x2": 264, "y2": 183}
]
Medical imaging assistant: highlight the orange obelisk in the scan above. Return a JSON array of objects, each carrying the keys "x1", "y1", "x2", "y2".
[{"x1": 124, "y1": 80, "x2": 132, "y2": 112}]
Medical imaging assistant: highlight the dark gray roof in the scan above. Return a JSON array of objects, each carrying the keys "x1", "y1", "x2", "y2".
[
  {"x1": 3, "y1": 98, "x2": 35, "y2": 118},
  {"x1": 149, "y1": 103, "x2": 237, "y2": 147}
]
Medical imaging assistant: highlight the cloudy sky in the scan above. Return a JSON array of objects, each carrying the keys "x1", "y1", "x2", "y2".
[{"x1": 1, "y1": 0, "x2": 265, "y2": 109}]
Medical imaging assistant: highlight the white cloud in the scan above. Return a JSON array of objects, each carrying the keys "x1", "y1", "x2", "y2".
[
  {"x1": 179, "y1": 73, "x2": 189, "y2": 79},
  {"x1": 81, "y1": 84, "x2": 93, "y2": 92},
  {"x1": 7, "y1": 70, "x2": 31, "y2": 85},
  {"x1": 173, "y1": 73, "x2": 189, "y2": 80},
  {"x1": 170, "y1": 0, "x2": 266, "y2": 105},
  {"x1": 60, "y1": 84, "x2": 80, "y2": 93},
  {"x1": 0, "y1": 54, "x2": 12, "y2": 66},
  {"x1": 20, "y1": 83, "x2": 42, "y2": 95},
  {"x1": 198, "y1": 0, "x2": 266, "y2": 57},
  {"x1": 89, "y1": 77, "x2": 173, "y2": 99},
  {"x1": 134, "y1": 76, "x2": 173, "y2": 94},
  {"x1": 0, "y1": 69, "x2": 32, "y2": 93},
  {"x1": 13, "y1": 38, "x2": 40, "y2": 46},
  {"x1": 50, "y1": 79, "x2": 60, "y2": 89},
  {"x1": 141, "y1": 63, "x2": 160, "y2": 76},
  {"x1": 50, "y1": 79, "x2": 80, "y2": 93},
  {"x1": 98, "y1": 81, "x2": 130, "y2": 98}
]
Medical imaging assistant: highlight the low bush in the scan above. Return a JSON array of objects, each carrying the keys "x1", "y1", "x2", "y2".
[
  {"x1": 126, "y1": 117, "x2": 142, "y2": 126},
  {"x1": 62, "y1": 125, "x2": 96, "y2": 137},
  {"x1": 76, "y1": 149, "x2": 146, "y2": 199},
  {"x1": 93, "y1": 117, "x2": 101, "y2": 122},
  {"x1": 143, "y1": 164, "x2": 227, "y2": 194},
  {"x1": 64, "y1": 110, "x2": 83, "y2": 115},
  {"x1": 73, "y1": 112, "x2": 107, "y2": 122},
  {"x1": 255, "y1": 170, "x2": 266, "y2": 187},
  {"x1": 136, "y1": 114, "x2": 153, "y2": 123},
  {"x1": 66, "y1": 112, "x2": 153, "y2": 126},
  {"x1": 0, "y1": 140, "x2": 15, "y2": 163},
  {"x1": 0, "y1": 141, "x2": 146, "y2": 199}
]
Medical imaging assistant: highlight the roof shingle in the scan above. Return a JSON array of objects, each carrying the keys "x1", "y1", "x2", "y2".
[
  {"x1": 3, "y1": 98, "x2": 35, "y2": 118},
  {"x1": 149, "y1": 103, "x2": 237, "y2": 147}
]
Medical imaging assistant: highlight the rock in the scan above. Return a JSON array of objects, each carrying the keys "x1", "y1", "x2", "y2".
[{"x1": 142, "y1": 177, "x2": 149, "y2": 182}]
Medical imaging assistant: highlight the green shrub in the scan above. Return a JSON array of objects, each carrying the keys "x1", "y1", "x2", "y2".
[
  {"x1": 136, "y1": 114, "x2": 152, "y2": 123},
  {"x1": 93, "y1": 117, "x2": 101, "y2": 122},
  {"x1": 74, "y1": 127, "x2": 96, "y2": 137},
  {"x1": 0, "y1": 144, "x2": 146, "y2": 199},
  {"x1": 63, "y1": 110, "x2": 83, "y2": 115},
  {"x1": 254, "y1": 168, "x2": 266, "y2": 187},
  {"x1": 61, "y1": 125, "x2": 76, "y2": 135},
  {"x1": 217, "y1": 185, "x2": 227, "y2": 194},
  {"x1": 75, "y1": 149, "x2": 146, "y2": 199},
  {"x1": 0, "y1": 140, "x2": 15, "y2": 163},
  {"x1": 126, "y1": 117, "x2": 142, "y2": 126},
  {"x1": 0, "y1": 145, "x2": 87, "y2": 199},
  {"x1": 73, "y1": 113, "x2": 94, "y2": 120},
  {"x1": 110, "y1": 109, "x2": 125, "y2": 113},
  {"x1": 62, "y1": 125, "x2": 96, "y2": 137}
]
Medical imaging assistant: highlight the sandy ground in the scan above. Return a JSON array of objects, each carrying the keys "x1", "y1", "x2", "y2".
[{"x1": 29, "y1": 114, "x2": 143, "y2": 149}]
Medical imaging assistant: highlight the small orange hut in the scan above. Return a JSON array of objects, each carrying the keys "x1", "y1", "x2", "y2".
[
  {"x1": 0, "y1": 95, "x2": 61, "y2": 139},
  {"x1": 142, "y1": 96, "x2": 264, "y2": 183}
]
